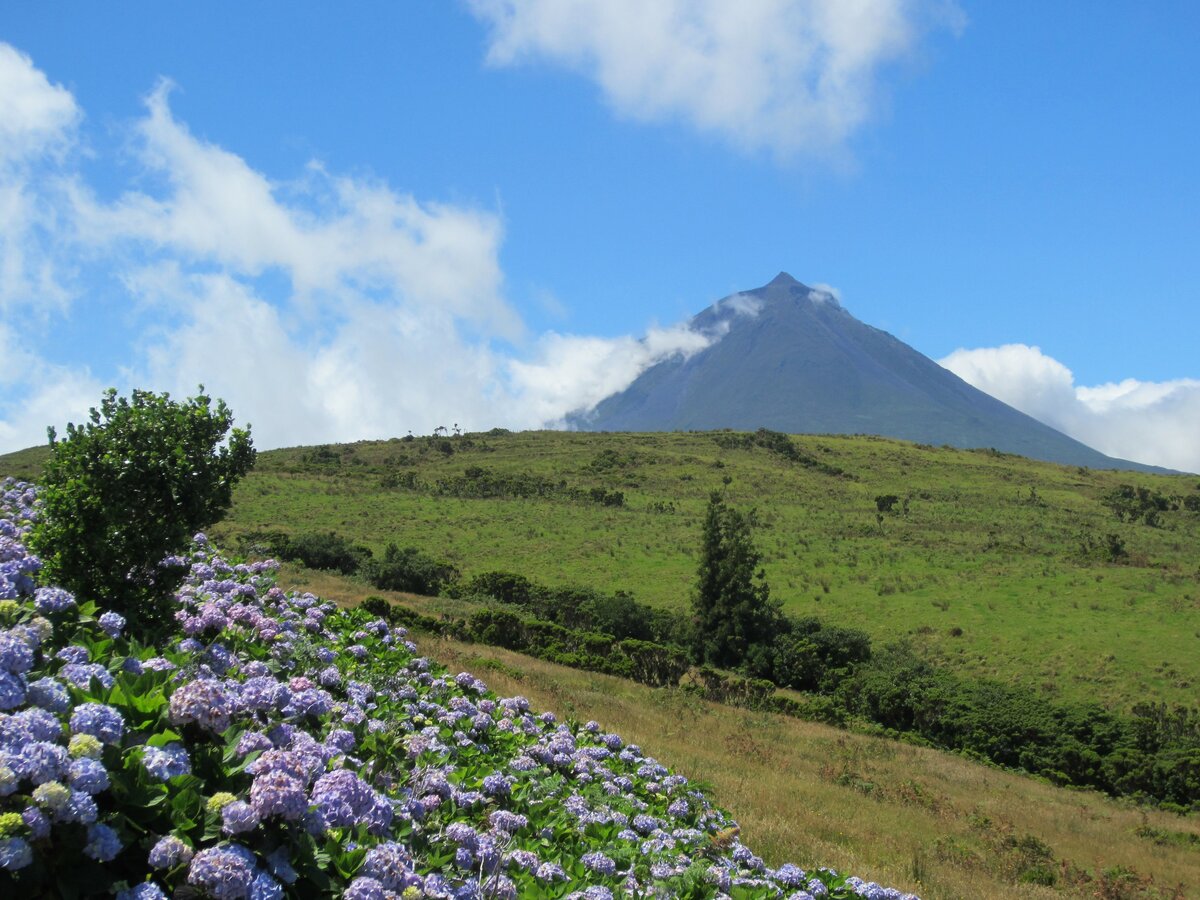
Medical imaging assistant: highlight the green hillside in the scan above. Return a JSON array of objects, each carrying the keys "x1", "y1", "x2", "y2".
[
  {"x1": 6, "y1": 429, "x2": 1200, "y2": 896},
  {"x1": 8, "y1": 429, "x2": 1198, "y2": 712},
  {"x1": 176, "y1": 429, "x2": 1200, "y2": 712}
]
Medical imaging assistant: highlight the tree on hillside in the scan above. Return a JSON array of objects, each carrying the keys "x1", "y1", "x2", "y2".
[
  {"x1": 31, "y1": 387, "x2": 255, "y2": 631},
  {"x1": 691, "y1": 491, "x2": 782, "y2": 676}
]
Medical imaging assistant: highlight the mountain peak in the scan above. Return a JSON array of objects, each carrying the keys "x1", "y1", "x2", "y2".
[{"x1": 573, "y1": 275, "x2": 1161, "y2": 472}]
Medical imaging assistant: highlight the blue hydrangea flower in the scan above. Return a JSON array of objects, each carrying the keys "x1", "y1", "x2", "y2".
[
  {"x1": 0, "y1": 671, "x2": 25, "y2": 709},
  {"x1": 116, "y1": 884, "x2": 168, "y2": 900},
  {"x1": 248, "y1": 870, "x2": 282, "y2": 900},
  {"x1": 27, "y1": 676, "x2": 70, "y2": 712},
  {"x1": 22, "y1": 806, "x2": 50, "y2": 840},
  {"x1": 142, "y1": 743, "x2": 191, "y2": 781},
  {"x1": 0, "y1": 836, "x2": 33, "y2": 870},
  {"x1": 0, "y1": 630, "x2": 34, "y2": 673},
  {"x1": 60, "y1": 789, "x2": 99, "y2": 824},
  {"x1": 93, "y1": 611, "x2": 125, "y2": 638},
  {"x1": 61, "y1": 662, "x2": 115, "y2": 690},
  {"x1": 68, "y1": 757, "x2": 110, "y2": 794},
  {"x1": 84, "y1": 822, "x2": 122, "y2": 861},
  {"x1": 10, "y1": 740, "x2": 69, "y2": 784},
  {"x1": 33, "y1": 587, "x2": 76, "y2": 613},
  {"x1": 70, "y1": 702, "x2": 125, "y2": 745}
]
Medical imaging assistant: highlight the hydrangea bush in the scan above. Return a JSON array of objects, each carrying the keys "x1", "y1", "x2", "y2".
[{"x1": 0, "y1": 478, "x2": 916, "y2": 899}]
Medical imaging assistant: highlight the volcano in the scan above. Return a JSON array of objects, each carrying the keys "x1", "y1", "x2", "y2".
[{"x1": 570, "y1": 273, "x2": 1159, "y2": 471}]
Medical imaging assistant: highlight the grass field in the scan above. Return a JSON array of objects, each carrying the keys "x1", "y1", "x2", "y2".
[
  {"x1": 279, "y1": 565, "x2": 1200, "y2": 899},
  {"x1": 174, "y1": 429, "x2": 1200, "y2": 713}
]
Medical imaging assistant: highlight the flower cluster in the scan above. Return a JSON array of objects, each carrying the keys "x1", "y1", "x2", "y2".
[{"x1": 0, "y1": 480, "x2": 917, "y2": 899}]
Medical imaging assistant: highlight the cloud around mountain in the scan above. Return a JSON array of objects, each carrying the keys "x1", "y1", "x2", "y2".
[{"x1": 940, "y1": 345, "x2": 1200, "y2": 473}]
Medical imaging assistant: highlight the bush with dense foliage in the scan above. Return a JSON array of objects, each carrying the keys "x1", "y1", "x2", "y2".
[{"x1": 29, "y1": 389, "x2": 254, "y2": 629}]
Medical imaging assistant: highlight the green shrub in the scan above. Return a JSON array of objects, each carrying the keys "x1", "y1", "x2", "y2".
[
  {"x1": 362, "y1": 543, "x2": 459, "y2": 595},
  {"x1": 31, "y1": 387, "x2": 254, "y2": 632}
]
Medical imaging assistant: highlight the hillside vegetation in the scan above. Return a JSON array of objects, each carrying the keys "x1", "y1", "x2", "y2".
[
  {"x1": 166, "y1": 429, "x2": 1200, "y2": 713},
  {"x1": 287, "y1": 565, "x2": 1200, "y2": 900}
]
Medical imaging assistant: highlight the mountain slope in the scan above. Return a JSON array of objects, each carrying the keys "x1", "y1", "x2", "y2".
[{"x1": 573, "y1": 273, "x2": 1158, "y2": 472}]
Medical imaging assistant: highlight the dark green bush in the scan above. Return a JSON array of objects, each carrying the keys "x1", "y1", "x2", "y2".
[
  {"x1": 363, "y1": 543, "x2": 459, "y2": 595},
  {"x1": 31, "y1": 387, "x2": 254, "y2": 632}
]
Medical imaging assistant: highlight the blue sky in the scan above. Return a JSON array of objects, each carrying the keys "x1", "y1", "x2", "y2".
[{"x1": 2, "y1": 2, "x2": 1198, "y2": 470}]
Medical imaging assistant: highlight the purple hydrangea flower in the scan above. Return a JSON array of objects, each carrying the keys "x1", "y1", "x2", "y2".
[
  {"x1": 149, "y1": 834, "x2": 194, "y2": 869},
  {"x1": 582, "y1": 851, "x2": 616, "y2": 876},
  {"x1": 187, "y1": 844, "x2": 258, "y2": 899},
  {"x1": 343, "y1": 877, "x2": 387, "y2": 900},
  {"x1": 222, "y1": 800, "x2": 262, "y2": 835},
  {"x1": 237, "y1": 731, "x2": 274, "y2": 757},
  {"x1": 482, "y1": 772, "x2": 512, "y2": 797},
  {"x1": 310, "y1": 769, "x2": 392, "y2": 834},
  {"x1": 359, "y1": 842, "x2": 418, "y2": 890},
  {"x1": 535, "y1": 861, "x2": 568, "y2": 882},
  {"x1": 250, "y1": 770, "x2": 308, "y2": 821},
  {"x1": 169, "y1": 679, "x2": 235, "y2": 733},
  {"x1": 488, "y1": 809, "x2": 528, "y2": 833}
]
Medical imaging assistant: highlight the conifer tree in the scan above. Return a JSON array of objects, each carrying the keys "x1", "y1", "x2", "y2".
[{"x1": 691, "y1": 491, "x2": 781, "y2": 674}]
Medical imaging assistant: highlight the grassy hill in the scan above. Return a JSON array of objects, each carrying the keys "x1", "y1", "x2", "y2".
[
  {"x1": 283, "y1": 564, "x2": 1200, "y2": 899},
  {"x1": 164, "y1": 429, "x2": 1200, "y2": 713},
  {"x1": 7, "y1": 429, "x2": 1197, "y2": 711}
]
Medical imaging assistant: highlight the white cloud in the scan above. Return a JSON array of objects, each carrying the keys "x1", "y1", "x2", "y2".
[
  {"x1": 468, "y1": 0, "x2": 964, "y2": 157},
  {"x1": 0, "y1": 43, "x2": 80, "y2": 314},
  {"x1": 0, "y1": 44, "x2": 79, "y2": 162},
  {"x1": 0, "y1": 45, "x2": 720, "y2": 454},
  {"x1": 715, "y1": 292, "x2": 764, "y2": 317},
  {"x1": 508, "y1": 323, "x2": 715, "y2": 426},
  {"x1": 940, "y1": 344, "x2": 1200, "y2": 473},
  {"x1": 71, "y1": 82, "x2": 519, "y2": 338},
  {"x1": 0, "y1": 322, "x2": 102, "y2": 451},
  {"x1": 808, "y1": 283, "x2": 842, "y2": 305}
]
